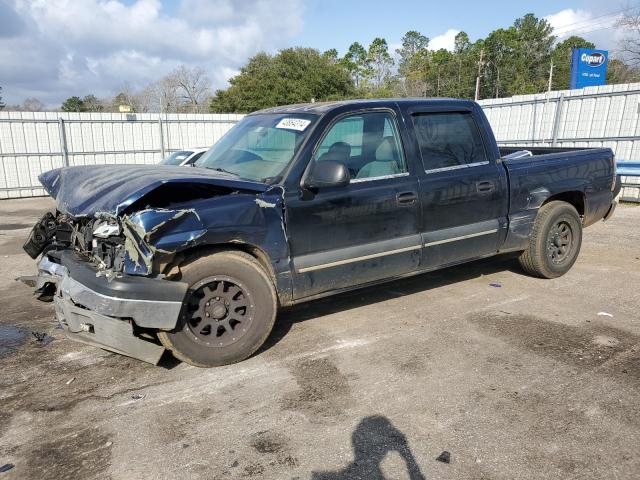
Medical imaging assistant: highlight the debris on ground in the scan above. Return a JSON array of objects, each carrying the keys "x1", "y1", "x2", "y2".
[
  {"x1": 435, "y1": 451, "x2": 451, "y2": 464},
  {"x1": 31, "y1": 331, "x2": 54, "y2": 345},
  {"x1": 0, "y1": 464, "x2": 14, "y2": 473},
  {"x1": 66, "y1": 377, "x2": 75, "y2": 385},
  {"x1": 489, "y1": 282, "x2": 502, "y2": 288},
  {"x1": 597, "y1": 312, "x2": 614, "y2": 317},
  {"x1": 131, "y1": 394, "x2": 145, "y2": 400}
]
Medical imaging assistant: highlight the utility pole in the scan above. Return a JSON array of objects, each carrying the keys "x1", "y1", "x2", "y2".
[
  {"x1": 475, "y1": 49, "x2": 484, "y2": 101},
  {"x1": 548, "y1": 60, "x2": 554, "y2": 92}
]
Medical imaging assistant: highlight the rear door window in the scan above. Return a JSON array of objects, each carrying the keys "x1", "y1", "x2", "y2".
[{"x1": 411, "y1": 112, "x2": 488, "y2": 171}]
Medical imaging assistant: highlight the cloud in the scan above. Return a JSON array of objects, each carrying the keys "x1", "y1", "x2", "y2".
[
  {"x1": 0, "y1": 0, "x2": 303, "y2": 106},
  {"x1": 544, "y1": 8, "x2": 623, "y2": 51},
  {"x1": 428, "y1": 29, "x2": 460, "y2": 52}
]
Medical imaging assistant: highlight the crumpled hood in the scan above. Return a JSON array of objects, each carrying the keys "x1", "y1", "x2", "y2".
[{"x1": 39, "y1": 165, "x2": 268, "y2": 217}]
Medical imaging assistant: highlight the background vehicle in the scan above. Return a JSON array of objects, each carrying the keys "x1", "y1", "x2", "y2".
[
  {"x1": 159, "y1": 148, "x2": 208, "y2": 166},
  {"x1": 20, "y1": 99, "x2": 619, "y2": 367}
]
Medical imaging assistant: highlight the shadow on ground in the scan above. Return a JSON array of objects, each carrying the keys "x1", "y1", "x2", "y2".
[
  {"x1": 311, "y1": 415, "x2": 426, "y2": 479},
  {"x1": 260, "y1": 253, "x2": 522, "y2": 354}
]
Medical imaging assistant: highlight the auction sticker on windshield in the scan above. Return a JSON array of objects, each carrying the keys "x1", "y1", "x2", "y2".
[{"x1": 275, "y1": 118, "x2": 311, "y2": 131}]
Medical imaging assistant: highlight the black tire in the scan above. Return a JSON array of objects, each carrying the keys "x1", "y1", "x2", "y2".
[
  {"x1": 158, "y1": 251, "x2": 277, "y2": 367},
  {"x1": 518, "y1": 201, "x2": 583, "y2": 279}
]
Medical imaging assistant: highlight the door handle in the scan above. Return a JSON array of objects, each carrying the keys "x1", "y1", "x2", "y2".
[
  {"x1": 396, "y1": 191, "x2": 418, "y2": 205},
  {"x1": 476, "y1": 181, "x2": 495, "y2": 194}
]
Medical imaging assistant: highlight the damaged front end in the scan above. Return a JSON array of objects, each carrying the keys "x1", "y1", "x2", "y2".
[
  {"x1": 18, "y1": 164, "x2": 281, "y2": 364},
  {"x1": 19, "y1": 211, "x2": 191, "y2": 364}
]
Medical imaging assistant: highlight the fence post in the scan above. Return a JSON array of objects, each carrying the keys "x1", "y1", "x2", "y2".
[
  {"x1": 158, "y1": 116, "x2": 165, "y2": 159},
  {"x1": 58, "y1": 117, "x2": 69, "y2": 167},
  {"x1": 551, "y1": 93, "x2": 565, "y2": 147}
]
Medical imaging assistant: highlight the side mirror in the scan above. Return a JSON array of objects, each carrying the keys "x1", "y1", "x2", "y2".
[{"x1": 305, "y1": 160, "x2": 350, "y2": 189}]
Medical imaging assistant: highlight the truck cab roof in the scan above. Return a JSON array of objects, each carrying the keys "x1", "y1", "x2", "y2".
[{"x1": 252, "y1": 98, "x2": 477, "y2": 116}]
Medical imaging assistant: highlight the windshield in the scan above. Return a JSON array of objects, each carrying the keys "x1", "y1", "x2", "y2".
[
  {"x1": 195, "y1": 113, "x2": 317, "y2": 183},
  {"x1": 160, "y1": 150, "x2": 193, "y2": 166}
]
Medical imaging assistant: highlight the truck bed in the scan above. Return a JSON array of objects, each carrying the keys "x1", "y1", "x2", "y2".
[{"x1": 498, "y1": 146, "x2": 616, "y2": 253}]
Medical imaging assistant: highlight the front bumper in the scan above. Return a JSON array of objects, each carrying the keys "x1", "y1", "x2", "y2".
[{"x1": 19, "y1": 251, "x2": 189, "y2": 364}]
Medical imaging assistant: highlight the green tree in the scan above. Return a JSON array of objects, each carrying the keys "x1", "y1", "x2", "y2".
[
  {"x1": 452, "y1": 32, "x2": 478, "y2": 98},
  {"x1": 209, "y1": 48, "x2": 354, "y2": 113},
  {"x1": 61, "y1": 96, "x2": 84, "y2": 112},
  {"x1": 341, "y1": 42, "x2": 370, "y2": 88},
  {"x1": 367, "y1": 38, "x2": 394, "y2": 88},
  {"x1": 510, "y1": 13, "x2": 555, "y2": 94},
  {"x1": 607, "y1": 58, "x2": 640, "y2": 84},
  {"x1": 82, "y1": 94, "x2": 103, "y2": 112},
  {"x1": 478, "y1": 13, "x2": 555, "y2": 98},
  {"x1": 396, "y1": 31, "x2": 429, "y2": 77},
  {"x1": 323, "y1": 48, "x2": 339, "y2": 62},
  {"x1": 0, "y1": 86, "x2": 5, "y2": 110},
  {"x1": 483, "y1": 28, "x2": 517, "y2": 98},
  {"x1": 551, "y1": 36, "x2": 595, "y2": 90}
]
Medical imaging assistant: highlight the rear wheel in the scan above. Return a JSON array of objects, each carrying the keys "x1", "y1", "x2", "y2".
[
  {"x1": 159, "y1": 251, "x2": 277, "y2": 367},
  {"x1": 518, "y1": 201, "x2": 582, "y2": 279}
]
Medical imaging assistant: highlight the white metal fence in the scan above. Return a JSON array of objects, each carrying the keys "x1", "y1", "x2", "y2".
[
  {"x1": 2, "y1": 84, "x2": 640, "y2": 200},
  {"x1": 478, "y1": 83, "x2": 640, "y2": 202},
  {"x1": 0, "y1": 111, "x2": 243, "y2": 198}
]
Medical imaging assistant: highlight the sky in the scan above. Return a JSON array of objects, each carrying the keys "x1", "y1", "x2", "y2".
[{"x1": 0, "y1": 0, "x2": 635, "y2": 106}]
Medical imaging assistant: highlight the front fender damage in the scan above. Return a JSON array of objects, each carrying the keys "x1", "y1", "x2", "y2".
[
  {"x1": 116, "y1": 186, "x2": 291, "y2": 304},
  {"x1": 120, "y1": 208, "x2": 206, "y2": 275}
]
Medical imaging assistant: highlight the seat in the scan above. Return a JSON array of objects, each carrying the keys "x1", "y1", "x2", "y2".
[
  {"x1": 318, "y1": 141, "x2": 351, "y2": 164},
  {"x1": 356, "y1": 136, "x2": 401, "y2": 179}
]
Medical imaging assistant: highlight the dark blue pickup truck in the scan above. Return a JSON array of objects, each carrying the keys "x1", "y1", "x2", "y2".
[{"x1": 20, "y1": 99, "x2": 619, "y2": 366}]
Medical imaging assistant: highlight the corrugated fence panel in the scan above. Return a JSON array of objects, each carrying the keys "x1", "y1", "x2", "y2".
[
  {"x1": 0, "y1": 111, "x2": 243, "y2": 199},
  {"x1": 4, "y1": 86, "x2": 640, "y2": 200},
  {"x1": 479, "y1": 82, "x2": 640, "y2": 202}
]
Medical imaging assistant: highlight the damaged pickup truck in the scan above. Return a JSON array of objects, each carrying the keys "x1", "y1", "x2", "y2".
[{"x1": 19, "y1": 99, "x2": 621, "y2": 366}]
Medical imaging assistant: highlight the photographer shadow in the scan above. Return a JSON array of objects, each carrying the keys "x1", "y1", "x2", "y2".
[{"x1": 312, "y1": 415, "x2": 426, "y2": 480}]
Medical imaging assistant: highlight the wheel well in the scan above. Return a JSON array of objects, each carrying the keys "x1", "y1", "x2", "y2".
[
  {"x1": 542, "y1": 191, "x2": 585, "y2": 217},
  {"x1": 166, "y1": 242, "x2": 276, "y2": 283}
]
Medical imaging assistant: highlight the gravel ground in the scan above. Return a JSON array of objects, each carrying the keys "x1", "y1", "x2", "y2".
[{"x1": 0, "y1": 197, "x2": 639, "y2": 480}]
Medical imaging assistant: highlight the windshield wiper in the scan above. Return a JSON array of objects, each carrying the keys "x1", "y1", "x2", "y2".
[{"x1": 206, "y1": 166, "x2": 240, "y2": 177}]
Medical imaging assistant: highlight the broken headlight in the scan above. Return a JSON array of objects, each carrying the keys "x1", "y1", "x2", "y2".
[{"x1": 93, "y1": 220, "x2": 121, "y2": 238}]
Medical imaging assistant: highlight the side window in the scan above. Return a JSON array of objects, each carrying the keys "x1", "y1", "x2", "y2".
[
  {"x1": 412, "y1": 112, "x2": 488, "y2": 171},
  {"x1": 313, "y1": 112, "x2": 407, "y2": 180}
]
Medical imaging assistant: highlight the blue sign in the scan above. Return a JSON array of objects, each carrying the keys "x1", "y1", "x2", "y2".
[{"x1": 570, "y1": 48, "x2": 608, "y2": 89}]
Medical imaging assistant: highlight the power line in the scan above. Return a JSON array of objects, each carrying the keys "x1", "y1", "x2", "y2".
[
  {"x1": 556, "y1": 22, "x2": 621, "y2": 39},
  {"x1": 556, "y1": 20, "x2": 619, "y2": 38},
  {"x1": 550, "y1": 6, "x2": 636, "y2": 34}
]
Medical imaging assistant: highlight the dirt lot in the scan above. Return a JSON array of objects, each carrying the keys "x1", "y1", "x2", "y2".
[{"x1": 0, "y1": 197, "x2": 638, "y2": 480}]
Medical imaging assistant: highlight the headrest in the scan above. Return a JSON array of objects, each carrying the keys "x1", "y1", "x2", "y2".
[
  {"x1": 328, "y1": 141, "x2": 351, "y2": 156},
  {"x1": 375, "y1": 137, "x2": 397, "y2": 162}
]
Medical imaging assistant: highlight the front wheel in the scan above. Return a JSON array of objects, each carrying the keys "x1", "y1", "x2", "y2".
[
  {"x1": 158, "y1": 251, "x2": 277, "y2": 367},
  {"x1": 518, "y1": 201, "x2": 583, "y2": 279}
]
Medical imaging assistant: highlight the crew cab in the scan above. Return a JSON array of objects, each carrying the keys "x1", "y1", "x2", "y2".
[{"x1": 19, "y1": 99, "x2": 620, "y2": 367}]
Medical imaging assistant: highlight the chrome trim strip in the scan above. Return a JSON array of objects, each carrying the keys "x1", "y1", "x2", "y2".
[
  {"x1": 424, "y1": 229, "x2": 498, "y2": 247},
  {"x1": 297, "y1": 244, "x2": 421, "y2": 273},
  {"x1": 424, "y1": 160, "x2": 489, "y2": 174},
  {"x1": 350, "y1": 172, "x2": 410, "y2": 183}
]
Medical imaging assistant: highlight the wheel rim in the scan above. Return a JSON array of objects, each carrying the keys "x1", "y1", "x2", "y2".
[
  {"x1": 546, "y1": 220, "x2": 574, "y2": 264},
  {"x1": 184, "y1": 275, "x2": 255, "y2": 347}
]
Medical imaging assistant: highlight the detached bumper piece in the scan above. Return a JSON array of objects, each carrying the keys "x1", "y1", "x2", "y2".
[
  {"x1": 54, "y1": 298, "x2": 165, "y2": 365},
  {"x1": 18, "y1": 251, "x2": 189, "y2": 364}
]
